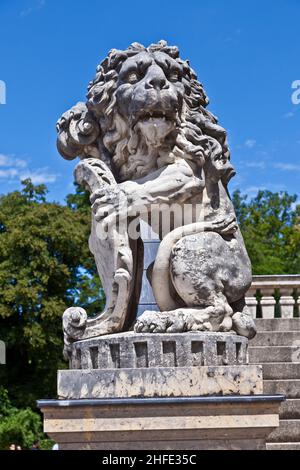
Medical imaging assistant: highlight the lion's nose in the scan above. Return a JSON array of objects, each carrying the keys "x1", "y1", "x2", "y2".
[
  {"x1": 147, "y1": 77, "x2": 168, "y2": 90},
  {"x1": 145, "y1": 68, "x2": 169, "y2": 90}
]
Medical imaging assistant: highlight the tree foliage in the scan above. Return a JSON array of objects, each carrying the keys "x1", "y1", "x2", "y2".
[
  {"x1": 232, "y1": 190, "x2": 300, "y2": 274},
  {"x1": 0, "y1": 180, "x2": 299, "y2": 414},
  {"x1": 0, "y1": 180, "x2": 103, "y2": 408},
  {"x1": 0, "y1": 386, "x2": 46, "y2": 450}
]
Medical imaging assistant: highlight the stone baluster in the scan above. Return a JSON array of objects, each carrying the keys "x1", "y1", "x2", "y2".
[
  {"x1": 279, "y1": 287, "x2": 295, "y2": 318},
  {"x1": 245, "y1": 294, "x2": 258, "y2": 318},
  {"x1": 260, "y1": 288, "x2": 276, "y2": 318}
]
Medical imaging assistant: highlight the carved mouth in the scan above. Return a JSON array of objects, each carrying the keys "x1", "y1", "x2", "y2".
[
  {"x1": 139, "y1": 110, "x2": 175, "y2": 120},
  {"x1": 131, "y1": 110, "x2": 179, "y2": 129}
]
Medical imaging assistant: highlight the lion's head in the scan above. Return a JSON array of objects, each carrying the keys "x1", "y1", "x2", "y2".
[{"x1": 57, "y1": 40, "x2": 230, "y2": 183}]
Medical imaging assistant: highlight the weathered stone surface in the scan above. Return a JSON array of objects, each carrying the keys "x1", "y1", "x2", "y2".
[
  {"x1": 249, "y1": 346, "x2": 300, "y2": 363},
  {"x1": 264, "y1": 380, "x2": 300, "y2": 399},
  {"x1": 279, "y1": 399, "x2": 300, "y2": 419},
  {"x1": 255, "y1": 318, "x2": 300, "y2": 331},
  {"x1": 69, "y1": 331, "x2": 249, "y2": 370},
  {"x1": 262, "y1": 363, "x2": 300, "y2": 380},
  {"x1": 60, "y1": 439, "x2": 267, "y2": 450},
  {"x1": 58, "y1": 364, "x2": 263, "y2": 399},
  {"x1": 251, "y1": 331, "x2": 300, "y2": 346},
  {"x1": 38, "y1": 396, "x2": 282, "y2": 450},
  {"x1": 267, "y1": 442, "x2": 300, "y2": 450},
  {"x1": 267, "y1": 419, "x2": 300, "y2": 443},
  {"x1": 249, "y1": 318, "x2": 300, "y2": 450},
  {"x1": 56, "y1": 40, "x2": 256, "y2": 350}
]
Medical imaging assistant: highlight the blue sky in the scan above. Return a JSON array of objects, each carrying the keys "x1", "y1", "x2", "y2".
[{"x1": 0, "y1": 0, "x2": 299, "y2": 203}]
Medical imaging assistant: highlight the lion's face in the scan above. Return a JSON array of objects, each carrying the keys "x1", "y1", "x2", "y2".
[{"x1": 115, "y1": 51, "x2": 185, "y2": 145}]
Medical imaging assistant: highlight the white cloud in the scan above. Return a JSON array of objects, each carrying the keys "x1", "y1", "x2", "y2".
[
  {"x1": 245, "y1": 183, "x2": 287, "y2": 197},
  {"x1": 0, "y1": 154, "x2": 27, "y2": 168},
  {"x1": 0, "y1": 153, "x2": 58, "y2": 185},
  {"x1": 20, "y1": 0, "x2": 46, "y2": 17},
  {"x1": 245, "y1": 139, "x2": 256, "y2": 148},
  {"x1": 0, "y1": 168, "x2": 19, "y2": 178},
  {"x1": 274, "y1": 163, "x2": 300, "y2": 171},
  {"x1": 283, "y1": 111, "x2": 294, "y2": 119},
  {"x1": 20, "y1": 168, "x2": 58, "y2": 184},
  {"x1": 245, "y1": 161, "x2": 266, "y2": 169},
  {"x1": 244, "y1": 185, "x2": 265, "y2": 196}
]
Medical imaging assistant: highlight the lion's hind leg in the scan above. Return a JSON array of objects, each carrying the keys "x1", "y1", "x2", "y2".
[{"x1": 134, "y1": 300, "x2": 232, "y2": 334}]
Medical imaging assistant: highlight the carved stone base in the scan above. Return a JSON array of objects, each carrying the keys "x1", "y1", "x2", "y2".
[
  {"x1": 68, "y1": 331, "x2": 249, "y2": 369},
  {"x1": 38, "y1": 395, "x2": 284, "y2": 450},
  {"x1": 58, "y1": 365, "x2": 263, "y2": 399}
]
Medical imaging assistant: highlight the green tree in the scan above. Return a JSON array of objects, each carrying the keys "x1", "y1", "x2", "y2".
[
  {"x1": 232, "y1": 190, "x2": 300, "y2": 274},
  {"x1": 0, "y1": 180, "x2": 298, "y2": 411},
  {"x1": 66, "y1": 184, "x2": 105, "y2": 316},
  {"x1": 0, "y1": 180, "x2": 103, "y2": 408},
  {"x1": 0, "y1": 386, "x2": 53, "y2": 449}
]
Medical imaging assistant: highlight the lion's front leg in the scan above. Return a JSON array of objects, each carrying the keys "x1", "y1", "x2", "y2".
[
  {"x1": 91, "y1": 159, "x2": 204, "y2": 225},
  {"x1": 120, "y1": 159, "x2": 204, "y2": 214}
]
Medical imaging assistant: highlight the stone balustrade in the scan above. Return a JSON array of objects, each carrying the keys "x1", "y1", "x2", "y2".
[{"x1": 246, "y1": 275, "x2": 300, "y2": 319}]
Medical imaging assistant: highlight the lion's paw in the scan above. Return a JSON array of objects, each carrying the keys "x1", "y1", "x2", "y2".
[
  {"x1": 232, "y1": 311, "x2": 257, "y2": 339},
  {"x1": 134, "y1": 311, "x2": 170, "y2": 333}
]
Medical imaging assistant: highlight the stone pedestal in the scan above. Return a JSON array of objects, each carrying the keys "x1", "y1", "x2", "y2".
[
  {"x1": 38, "y1": 395, "x2": 284, "y2": 450},
  {"x1": 39, "y1": 332, "x2": 283, "y2": 450},
  {"x1": 58, "y1": 332, "x2": 262, "y2": 399}
]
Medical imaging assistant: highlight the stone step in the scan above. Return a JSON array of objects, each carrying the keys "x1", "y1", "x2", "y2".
[
  {"x1": 264, "y1": 380, "x2": 300, "y2": 399},
  {"x1": 251, "y1": 331, "x2": 300, "y2": 346},
  {"x1": 262, "y1": 363, "x2": 300, "y2": 380},
  {"x1": 255, "y1": 318, "x2": 300, "y2": 332},
  {"x1": 267, "y1": 442, "x2": 300, "y2": 450},
  {"x1": 267, "y1": 420, "x2": 300, "y2": 443},
  {"x1": 249, "y1": 346, "x2": 300, "y2": 363},
  {"x1": 279, "y1": 399, "x2": 300, "y2": 419}
]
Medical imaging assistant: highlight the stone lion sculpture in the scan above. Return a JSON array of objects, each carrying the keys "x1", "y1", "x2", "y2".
[{"x1": 57, "y1": 40, "x2": 256, "y2": 357}]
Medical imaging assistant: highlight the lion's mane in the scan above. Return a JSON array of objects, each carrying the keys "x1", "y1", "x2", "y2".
[{"x1": 57, "y1": 41, "x2": 230, "y2": 182}]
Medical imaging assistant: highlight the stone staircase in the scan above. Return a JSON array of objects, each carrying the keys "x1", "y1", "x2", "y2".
[{"x1": 249, "y1": 318, "x2": 300, "y2": 450}]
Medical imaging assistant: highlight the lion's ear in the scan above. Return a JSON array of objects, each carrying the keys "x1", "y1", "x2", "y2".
[{"x1": 56, "y1": 102, "x2": 100, "y2": 160}]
